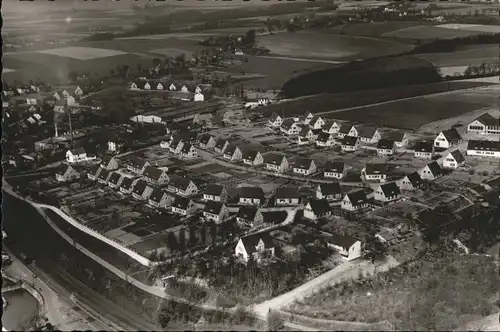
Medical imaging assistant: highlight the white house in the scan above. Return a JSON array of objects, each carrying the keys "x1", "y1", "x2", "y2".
[
  {"x1": 297, "y1": 127, "x2": 316, "y2": 145},
  {"x1": 274, "y1": 187, "x2": 301, "y2": 206},
  {"x1": 56, "y1": 165, "x2": 80, "y2": 182},
  {"x1": 398, "y1": 172, "x2": 424, "y2": 191},
  {"x1": 203, "y1": 184, "x2": 227, "y2": 203},
  {"x1": 341, "y1": 190, "x2": 369, "y2": 211},
  {"x1": 169, "y1": 83, "x2": 177, "y2": 91},
  {"x1": 316, "y1": 132, "x2": 335, "y2": 148},
  {"x1": 341, "y1": 136, "x2": 358, "y2": 152},
  {"x1": 203, "y1": 201, "x2": 229, "y2": 223},
  {"x1": 268, "y1": 113, "x2": 283, "y2": 128},
  {"x1": 194, "y1": 92, "x2": 205, "y2": 102},
  {"x1": 328, "y1": 234, "x2": 362, "y2": 261},
  {"x1": 387, "y1": 132, "x2": 409, "y2": 148},
  {"x1": 144, "y1": 82, "x2": 151, "y2": 90},
  {"x1": 419, "y1": 161, "x2": 443, "y2": 181},
  {"x1": 414, "y1": 141, "x2": 434, "y2": 160},
  {"x1": 322, "y1": 120, "x2": 340, "y2": 135},
  {"x1": 148, "y1": 189, "x2": 172, "y2": 209},
  {"x1": 280, "y1": 119, "x2": 301, "y2": 136},
  {"x1": 156, "y1": 83, "x2": 164, "y2": 90},
  {"x1": 66, "y1": 148, "x2": 95, "y2": 163},
  {"x1": 171, "y1": 197, "x2": 196, "y2": 216},
  {"x1": 292, "y1": 158, "x2": 316, "y2": 176},
  {"x1": 180, "y1": 143, "x2": 198, "y2": 159},
  {"x1": 131, "y1": 180, "x2": 153, "y2": 201},
  {"x1": 264, "y1": 154, "x2": 289, "y2": 173},
  {"x1": 97, "y1": 169, "x2": 112, "y2": 185},
  {"x1": 223, "y1": 145, "x2": 243, "y2": 161},
  {"x1": 214, "y1": 139, "x2": 229, "y2": 154},
  {"x1": 236, "y1": 206, "x2": 264, "y2": 227},
  {"x1": 337, "y1": 124, "x2": 354, "y2": 139},
  {"x1": 235, "y1": 233, "x2": 275, "y2": 264},
  {"x1": 358, "y1": 126, "x2": 381, "y2": 144},
  {"x1": 434, "y1": 128, "x2": 462, "y2": 149},
  {"x1": 238, "y1": 187, "x2": 265, "y2": 205},
  {"x1": 242, "y1": 150, "x2": 264, "y2": 166},
  {"x1": 467, "y1": 140, "x2": 500, "y2": 158},
  {"x1": 374, "y1": 182, "x2": 401, "y2": 203},
  {"x1": 126, "y1": 157, "x2": 150, "y2": 175},
  {"x1": 308, "y1": 116, "x2": 325, "y2": 130},
  {"x1": 316, "y1": 183, "x2": 342, "y2": 201},
  {"x1": 74, "y1": 86, "x2": 84, "y2": 96},
  {"x1": 167, "y1": 175, "x2": 198, "y2": 197},
  {"x1": 304, "y1": 198, "x2": 331, "y2": 220},
  {"x1": 199, "y1": 134, "x2": 216, "y2": 150},
  {"x1": 443, "y1": 150, "x2": 465, "y2": 169},
  {"x1": 323, "y1": 162, "x2": 346, "y2": 179},
  {"x1": 119, "y1": 177, "x2": 140, "y2": 195},
  {"x1": 181, "y1": 85, "x2": 190, "y2": 93},
  {"x1": 377, "y1": 139, "x2": 395, "y2": 157},
  {"x1": 143, "y1": 166, "x2": 169, "y2": 185},
  {"x1": 362, "y1": 163, "x2": 388, "y2": 182},
  {"x1": 467, "y1": 113, "x2": 500, "y2": 135},
  {"x1": 303, "y1": 112, "x2": 314, "y2": 125}
]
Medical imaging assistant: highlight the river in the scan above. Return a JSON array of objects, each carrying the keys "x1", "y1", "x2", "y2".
[{"x1": 2, "y1": 289, "x2": 39, "y2": 330}]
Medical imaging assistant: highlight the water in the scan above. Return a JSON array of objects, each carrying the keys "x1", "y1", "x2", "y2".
[{"x1": 2, "y1": 289, "x2": 39, "y2": 330}]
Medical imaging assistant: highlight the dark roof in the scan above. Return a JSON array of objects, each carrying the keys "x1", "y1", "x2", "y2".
[
  {"x1": 172, "y1": 196, "x2": 191, "y2": 210},
  {"x1": 237, "y1": 206, "x2": 259, "y2": 220},
  {"x1": 323, "y1": 119, "x2": 337, "y2": 129},
  {"x1": 108, "y1": 172, "x2": 121, "y2": 185},
  {"x1": 242, "y1": 149, "x2": 260, "y2": 160},
  {"x1": 414, "y1": 141, "x2": 433, "y2": 153},
  {"x1": 143, "y1": 166, "x2": 164, "y2": 181},
  {"x1": 329, "y1": 233, "x2": 359, "y2": 250},
  {"x1": 281, "y1": 119, "x2": 295, "y2": 129},
  {"x1": 307, "y1": 198, "x2": 331, "y2": 215},
  {"x1": 299, "y1": 127, "x2": 312, "y2": 137},
  {"x1": 264, "y1": 153, "x2": 286, "y2": 165},
  {"x1": 474, "y1": 113, "x2": 499, "y2": 127},
  {"x1": 441, "y1": 128, "x2": 461, "y2": 142},
  {"x1": 88, "y1": 164, "x2": 101, "y2": 176},
  {"x1": 341, "y1": 136, "x2": 358, "y2": 146},
  {"x1": 120, "y1": 177, "x2": 134, "y2": 190},
  {"x1": 97, "y1": 169, "x2": 110, "y2": 180},
  {"x1": 224, "y1": 144, "x2": 239, "y2": 155},
  {"x1": 386, "y1": 131, "x2": 406, "y2": 142},
  {"x1": 449, "y1": 149, "x2": 465, "y2": 163},
  {"x1": 204, "y1": 201, "x2": 224, "y2": 214},
  {"x1": 204, "y1": 184, "x2": 224, "y2": 196},
  {"x1": 275, "y1": 186, "x2": 300, "y2": 198},
  {"x1": 149, "y1": 188, "x2": 166, "y2": 203},
  {"x1": 70, "y1": 147, "x2": 86, "y2": 155},
  {"x1": 406, "y1": 172, "x2": 424, "y2": 187},
  {"x1": 132, "y1": 179, "x2": 148, "y2": 195},
  {"x1": 467, "y1": 140, "x2": 500, "y2": 152},
  {"x1": 270, "y1": 112, "x2": 280, "y2": 121},
  {"x1": 338, "y1": 124, "x2": 353, "y2": 134},
  {"x1": 293, "y1": 157, "x2": 314, "y2": 169},
  {"x1": 324, "y1": 162, "x2": 345, "y2": 173},
  {"x1": 101, "y1": 155, "x2": 115, "y2": 167},
  {"x1": 377, "y1": 139, "x2": 395, "y2": 150},
  {"x1": 170, "y1": 136, "x2": 183, "y2": 149},
  {"x1": 379, "y1": 182, "x2": 400, "y2": 197},
  {"x1": 358, "y1": 126, "x2": 378, "y2": 139},
  {"x1": 239, "y1": 186, "x2": 265, "y2": 199},
  {"x1": 425, "y1": 161, "x2": 442, "y2": 176},
  {"x1": 365, "y1": 163, "x2": 387, "y2": 175},
  {"x1": 261, "y1": 211, "x2": 288, "y2": 224},
  {"x1": 199, "y1": 134, "x2": 214, "y2": 145},
  {"x1": 317, "y1": 132, "x2": 331, "y2": 142},
  {"x1": 169, "y1": 174, "x2": 192, "y2": 190},
  {"x1": 128, "y1": 157, "x2": 148, "y2": 170},
  {"x1": 346, "y1": 190, "x2": 368, "y2": 205},
  {"x1": 240, "y1": 233, "x2": 274, "y2": 254},
  {"x1": 309, "y1": 115, "x2": 322, "y2": 124},
  {"x1": 318, "y1": 182, "x2": 341, "y2": 195},
  {"x1": 215, "y1": 138, "x2": 228, "y2": 149},
  {"x1": 181, "y1": 143, "x2": 194, "y2": 154}
]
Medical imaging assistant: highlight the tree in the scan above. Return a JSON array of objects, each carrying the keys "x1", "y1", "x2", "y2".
[
  {"x1": 243, "y1": 29, "x2": 256, "y2": 47},
  {"x1": 166, "y1": 231, "x2": 178, "y2": 252},
  {"x1": 363, "y1": 234, "x2": 388, "y2": 263},
  {"x1": 267, "y1": 310, "x2": 284, "y2": 331}
]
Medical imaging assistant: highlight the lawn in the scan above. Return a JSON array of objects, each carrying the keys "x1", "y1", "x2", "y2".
[
  {"x1": 382, "y1": 25, "x2": 495, "y2": 40},
  {"x1": 287, "y1": 252, "x2": 500, "y2": 330}
]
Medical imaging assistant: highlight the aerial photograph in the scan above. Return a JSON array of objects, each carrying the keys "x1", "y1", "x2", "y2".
[{"x1": 1, "y1": 0, "x2": 500, "y2": 330}]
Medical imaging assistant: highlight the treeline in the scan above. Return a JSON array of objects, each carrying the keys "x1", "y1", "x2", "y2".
[
  {"x1": 409, "y1": 33, "x2": 500, "y2": 54},
  {"x1": 281, "y1": 56, "x2": 441, "y2": 98}
]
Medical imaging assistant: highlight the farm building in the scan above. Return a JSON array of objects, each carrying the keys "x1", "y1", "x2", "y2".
[
  {"x1": 467, "y1": 140, "x2": 500, "y2": 158},
  {"x1": 443, "y1": 150, "x2": 465, "y2": 169}
]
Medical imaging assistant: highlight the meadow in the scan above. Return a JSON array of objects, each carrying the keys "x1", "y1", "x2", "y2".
[
  {"x1": 382, "y1": 25, "x2": 496, "y2": 40},
  {"x1": 415, "y1": 44, "x2": 498, "y2": 67}
]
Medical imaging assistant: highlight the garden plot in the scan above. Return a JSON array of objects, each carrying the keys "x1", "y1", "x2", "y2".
[{"x1": 35, "y1": 46, "x2": 128, "y2": 60}]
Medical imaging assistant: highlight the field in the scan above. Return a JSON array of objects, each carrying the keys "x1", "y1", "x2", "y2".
[
  {"x1": 327, "y1": 21, "x2": 430, "y2": 39},
  {"x1": 148, "y1": 48, "x2": 194, "y2": 58},
  {"x1": 437, "y1": 23, "x2": 500, "y2": 33},
  {"x1": 255, "y1": 31, "x2": 413, "y2": 61},
  {"x1": 35, "y1": 46, "x2": 128, "y2": 60},
  {"x1": 382, "y1": 25, "x2": 494, "y2": 40},
  {"x1": 287, "y1": 253, "x2": 500, "y2": 330},
  {"x1": 415, "y1": 44, "x2": 498, "y2": 67}
]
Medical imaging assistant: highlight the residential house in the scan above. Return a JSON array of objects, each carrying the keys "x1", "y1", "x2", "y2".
[
  {"x1": 443, "y1": 150, "x2": 465, "y2": 169},
  {"x1": 280, "y1": 119, "x2": 301, "y2": 136},
  {"x1": 143, "y1": 166, "x2": 169, "y2": 185},
  {"x1": 419, "y1": 161, "x2": 443, "y2": 181},
  {"x1": 235, "y1": 48, "x2": 244, "y2": 56},
  {"x1": 167, "y1": 175, "x2": 198, "y2": 197},
  {"x1": 362, "y1": 163, "x2": 388, "y2": 182},
  {"x1": 341, "y1": 136, "x2": 359, "y2": 152},
  {"x1": 358, "y1": 126, "x2": 381, "y2": 144},
  {"x1": 341, "y1": 190, "x2": 369, "y2": 211},
  {"x1": 66, "y1": 147, "x2": 92, "y2": 163},
  {"x1": 236, "y1": 206, "x2": 264, "y2": 227},
  {"x1": 297, "y1": 127, "x2": 316, "y2": 145},
  {"x1": 214, "y1": 138, "x2": 229, "y2": 154},
  {"x1": 242, "y1": 150, "x2": 264, "y2": 166},
  {"x1": 100, "y1": 156, "x2": 119, "y2": 171},
  {"x1": 169, "y1": 137, "x2": 185, "y2": 155},
  {"x1": 323, "y1": 162, "x2": 346, "y2": 179},
  {"x1": 199, "y1": 134, "x2": 216, "y2": 150},
  {"x1": 223, "y1": 144, "x2": 243, "y2": 161},
  {"x1": 434, "y1": 128, "x2": 462, "y2": 149},
  {"x1": 203, "y1": 184, "x2": 227, "y2": 203},
  {"x1": 107, "y1": 172, "x2": 123, "y2": 188},
  {"x1": 132, "y1": 179, "x2": 153, "y2": 200},
  {"x1": 337, "y1": 123, "x2": 354, "y2": 139},
  {"x1": 148, "y1": 189, "x2": 173, "y2": 209},
  {"x1": 264, "y1": 153, "x2": 289, "y2": 173},
  {"x1": 169, "y1": 83, "x2": 177, "y2": 91},
  {"x1": 414, "y1": 141, "x2": 434, "y2": 160},
  {"x1": 303, "y1": 112, "x2": 314, "y2": 125},
  {"x1": 467, "y1": 140, "x2": 500, "y2": 158},
  {"x1": 56, "y1": 165, "x2": 80, "y2": 182},
  {"x1": 203, "y1": 201, "x2": 229, "y2": 223},
  {"x1": 467, "y1": 113, "x2": 500, "y2": 135},
  {"x1": 268, "y1": 113, "x2": 283, "y2": 128},
  {"x1": 274, "y1": 187, "x2": 301, "y2": 206},
  {"x1": 292, "y1": 158, "x2": 316, "y2": 176},
  {"x1": 181, "y1": 85, "x2": 190, "y2": 93},
  {"x1": 327, "y1": 234, "x2": 362, "y2": 261},
  {"x1": 386, "y1": 132, "x2": 408, "y2": 148},
  {"x1": 374, "y1": 182, "x2": 401, "y2": 203},
  {"x1": 97, "y1": 169, "x2": 112, "y2": 185},
  {"x1": 303, "y1": 198, "x2": 331, "y2": 220},
  {"x1": 377, "y1": 139, "x2": 396, "y2": 157},
  {"x1": 322, "y1": 120, "x2": 340, "y2": 135},
  {"x1": 316, "y1": 183, "x2": 342, "y2": 201},
  {"x1": 308, "y1": 116, "x2": 325, "y2": 130},
  {"x1": 119, "y1": 177, "x2": 139, "y2": 195},
  {"x1": 235, "y1": 233, "x2": 275, "y2": 264},
  {"x1": 156, "y1": 83, "x2": 164, "y2": 90},
  {"x1": 398, "y1": 172, "x2": 424, "y2": 191},
  {"x1": 180, "y1": 143, "x2": 198, "y2": 159},
  {"x1": 238, "y1": 187, "x2": 265, "y2": 205},
  {"x1": 87, "y1": 164, "x2": 102, "y2": 181},
  {"x1": 171, "y1": 197, "x2": 196, "y2": 216},
  {"x1": 126, "y1": 157, "x2": 150, "y2": 174},
  {"x1": 194, "y1": 92, "x2": 205, "y2": 102},
  {"x1": 316, "y1": 132, "x2": 335, "y2": 148}
]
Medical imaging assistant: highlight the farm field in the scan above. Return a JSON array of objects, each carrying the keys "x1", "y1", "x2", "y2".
[
  {"x1": 415, "y1": 44, "x2": 498, "y2": 67},
  {"x1": 327, "y1": 21, "x2": 430, "y2": 39},
  {"x1": 382, "y1": 25, "x2": 495, "y2": 40},
  {"x1": 437, "y1": 23, "x2": 500, "y2": 33},
  {"x1": 331, "y1": 87, "x2": 497, "y2": 130},
  {"x1": 255, "y1": 31, "x2": 413, "y2": 61},
  {"x1": 35, "y1": 46, "x2": 128, "y2": 60}
]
